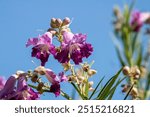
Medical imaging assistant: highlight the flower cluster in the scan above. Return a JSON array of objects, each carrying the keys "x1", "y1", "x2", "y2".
[
  {"x1": 113, "y1": 7, "x2": 150, "y2": 34},
  {"x1": 0, "y1": 73, "x2": 39, "y2": 100},
  {"x1": 0, "y1": 17, "x2": 94, "y2": 100},
  {"x1": 131, "y1": 11, "x2": 150, "y2": 32},
  {"x1": 26, "y1": 17, "x2": 93, "y2": 66},
  {"x1": 34, "y1": 66, "x2": 68, "y2": 96},
  {"x1": 113, "y1": 4, "x2": 150, "y2": 100}
]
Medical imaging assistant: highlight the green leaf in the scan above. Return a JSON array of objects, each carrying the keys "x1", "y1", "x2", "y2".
[
  {"x1": 131, "y1": 33, "x2": 138, "y2": 55},
  {"x1": 60, "y1": 90, "x2": 72, "y2": 100},
  {"x1": 115, "y1": 46, "x2": 125, "y2": 66},
  {"x1": 89, "y1": 76, "x2": 105, "y2": 99},
  {"x1": 144, "y1": 73, "x2": 150, "y2": 99},
  {"x1": 85, "y1": 79, "x2": 89, "y2": 97},
  {"x1": 96, "y1": 68, "x2": 123, "y2": 100},
  {"x1": 71, "y1": 82, "x2": 87, "y2": 100},
  {"x1": 136, "y1": 44, "x2": 143, "y2": 66},
  {"x1": 107, "y1": 77, "x2": 126, "y2": 100}
]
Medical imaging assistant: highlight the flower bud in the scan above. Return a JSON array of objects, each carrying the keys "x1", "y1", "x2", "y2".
[
  {"x1": 134, "y1": 74, "x2": 140, "y2": 79},
  {"x1": 131, "y1": 87, "x2": 138, "y2": 98},
  {"x1": 31, "y1": 72, "x2": 38, "y2": 83},
  {"x1": 61, "y1": 28, "x2": 70, "y2": 34},
  {"x1": 68, "y1": 75, "x2": 77, "y2": 82},
  {"x1": 47, "y1": 28, "x2": 57, "y2": 35},
  {"x1": 50, "y1": 18, "x2": 58, "y2": 28},
  {"x1": 62, "y1": 17, "x2": 71, "y2": 26},
  {"x1": 34, "y1": 66, "x2": 46, "y2": 75},
  {"x1": 89, "y1": 87, "x2": 94, "y2": 91},
  {"x1": 37, "y1": 82, "x2": 44, "y2": 92},
  {"x1": 82, "y1": 64, "x2": 90, "y2": 72},
  {"x1": 135, "y1": 68, "x2": 141, "y2": 76},
  {"x1": 51, "y1": 18, "x2": 56, "y2": 24},
  {"x1": 122, "y1": 85, "x2": 129, "y2": 92},
  {"x1": 16, "y1": 70, "x2": 25, "y2": 75},
  {"x1": 55, "y1": 18, "x2": 62, "y2": 27},
  {"x1": 113, "y1": 6, "x2": 121, "y2": 17},
  {"x1": 122, "y1": 66, "x2": 130, "y2": 75},
  {"x1": 88, "y1": 69, "x2": 97, "y2": 76},
  {"x1": 88, "y1": 81, "x2": 94, "y2": 87},
  {"x1": 78, "y1": 76, "x2": 85, "y2": 81},
  {"x1": 62, "y1": 63, "x2": 71, "y2": 71},
  {"x1": 140, "y1": 66, "x2": 147, "y2": 77}
]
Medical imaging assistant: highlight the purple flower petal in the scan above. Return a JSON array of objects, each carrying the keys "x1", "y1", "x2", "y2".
[
  {"x1": 0, "y1": 76, "x2": 5, "y2": 90},
  {"x1": 26, "y1": 38, "x2": 38, "y2": 47},
  {"x1": 0, "y1": 75, "x2": 17, "y2": 99},
  {"x1": 16, "y1": 76, "x2": 39, "y2": 100},
  {"x1": 131, "y1": 11, "x2": 150, "y2": 32},
  {"x1": 45, "y1": 69, "x2": 60, "y2": 84},
  {"x1": 50, "y1": 83, "x2": 60, "y2": 97},
  {"x1": 59, "y1": 72, "x2": 68, "y2": 82},
  {"x1": 55, "y1": 31, "x2": 93, "y2": 64},
  {"x1": 27, "y1": 32, "x2": 55, "y2": 66}
]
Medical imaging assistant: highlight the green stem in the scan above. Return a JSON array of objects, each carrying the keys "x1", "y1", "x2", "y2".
[
  {"x1": 71, "y1": 82, "x2": 87, "y2": 100},
  {"x1": 28, "y1": 84, "x2": 72, "y2": 100}
]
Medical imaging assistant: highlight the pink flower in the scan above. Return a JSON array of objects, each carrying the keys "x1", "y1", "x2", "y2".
[
  {"x1": 0, "y1": 76, "x2": 5, "y2": 90},
  {"x1": 26, "y1": 32, "x2": 56, "y2": 66},
  {"x1": 131, "y1": 11, "x2": 150, "y2": 32},
  {"x1": 16, "y1": 76, "x2": 40, "y2": 100},
  {"x1": 55, "y1": 31, "x2": 93, "y2": 64},
  {"x1": 45, "y1": 69, "x2": 68, "y2": 97},
  {"x1": 0, "y1": 75, "x2": 39, "y2": 100}
]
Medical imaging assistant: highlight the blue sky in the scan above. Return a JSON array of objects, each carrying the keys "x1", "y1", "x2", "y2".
[{"x1": 0, "y1": 0, "x2": 150, "y2": 100}]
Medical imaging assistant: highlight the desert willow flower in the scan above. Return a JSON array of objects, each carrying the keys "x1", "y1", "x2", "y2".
[{"x1": 0, "y1": 73, "x2": 39, "y2": 100}]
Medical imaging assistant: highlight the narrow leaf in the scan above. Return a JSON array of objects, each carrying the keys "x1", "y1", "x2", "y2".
[
  {"x1": 107, "y1": 77, "x2": 126, "y2": 100},
  {"x1": 124, "y1": 83, "x2": 134, "y2": 100},
  {"x1": 144, "y1": 73, "x2": 150, "y2": 99},
  {"x1": 97, "y1": 68, "x2": 122, "y2": 100},
  {"x1": 71, "y1": 82, "x2": 87, "y2": 100},
  {"x1": 89, "y1": 76, "x2": 105, "y2": 99}
]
